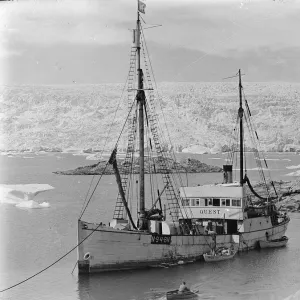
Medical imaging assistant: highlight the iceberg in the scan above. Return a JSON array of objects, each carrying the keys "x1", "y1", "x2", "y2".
[
  {"x1": 286, "y1": 164, "x2": 300, "y2": 170},
  {"x1": 285, "y1": 170, "x2": 300, "y2": 177},
  {"x1": 15, "y1": 200, "x2": 50, "y2": 209},
  {"x1": 0, "y1": 184, "x2": 54, "y2": 208}
]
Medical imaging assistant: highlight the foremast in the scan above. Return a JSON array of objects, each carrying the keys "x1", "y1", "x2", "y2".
[
  {"x1": 136, "y1": 7, "x2": 146, "y2": 229},
  {"x1": 111, "y1": 1, "x2": 183, "y2": 229}
]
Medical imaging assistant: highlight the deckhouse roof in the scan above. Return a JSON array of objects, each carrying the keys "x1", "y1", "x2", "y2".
[{"x1": 180, "y1": 183, "x2": 244, "y2": 198}]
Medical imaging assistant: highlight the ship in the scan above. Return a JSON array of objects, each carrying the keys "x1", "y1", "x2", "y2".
[{"x1": 77, "y1": 0, "x2": 290, "y2": 274}]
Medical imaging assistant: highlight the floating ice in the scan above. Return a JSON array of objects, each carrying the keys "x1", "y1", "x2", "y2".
[
  {"x1": 263, "y1": 158, "x2": 280, "y2": 161},
  {"x1": 286, "y1": 164, "x2": 300, "y2": 170},
  {"x1": 0, "y1": 184, "x2": 54, "y2": 207},
  {"x1": 86, "y1": 154, "x2": 100, "y2": 160},
  {"x1": 15, "y1": 200, "x2": 50, "y2": 209},
  {"x1": 285, "y1": 170, "x2": 300, "y2": 176}
]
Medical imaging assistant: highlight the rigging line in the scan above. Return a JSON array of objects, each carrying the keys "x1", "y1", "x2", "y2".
[
  {"x1": 144, "y1": 98, "x2": 162, "y2": 210},
  {"x1": 80, "y1": 96, "x2": 138, "y2": 219},
  {"x1": 139, "y1": 14, "x2": 162, "y2": 28},
  {"x1": 244, "y1": 114, "x2": 269, "y2": 195},
  {"x1": 126, "y1": 107, "x2": 138, "y2": 210},
  {"x1": 145, "y1": 116, "x2": 160, "y2": 209},
  {"x1": 141, "y1": 28, "x2": 177, "y2": 170},
  {"x1": 141, "y1": 37, "x2": 177, "y2": 211},
  {"x1": 245, "y1": 113, "x2": 270, "y2": 196},
  {"x1": 79, "y1": 163, "x2": 108, "y2": 219},
  {"x1": 243, "y1": 90, "x2": 274, "y2": 193},
  {"x1": 0, "y1": 221, "x2": 105, "y2": 294},
  {"x1": 242, "y1": 94, "x2": 267, "y2": 186},
  {"x1": 141, "y1": 27, "x2": 192, "y2": 224},
  {"x1": 144, "y1": 106, "x2": 155, "y2": 205},
  {"x1": 79, "y1": 50, "x2": 132, "y2": 218},
  {"x1": 174, "y1": 32, "x2": 238, "y2": 81},
  {"x1": 226, "y1": 114, "x2": 239, "y2": 167},
  {"x1": 222, "y1": 73, "x2": 245, "y2": 80}
]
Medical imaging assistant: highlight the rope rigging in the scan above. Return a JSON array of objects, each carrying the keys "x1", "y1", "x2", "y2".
[
  {"x1": 242, "y1": 88, "x2": 278, "y2": 199},
  {"x1": 223, "y1": 79, "x2": 279, "y2": 202}
]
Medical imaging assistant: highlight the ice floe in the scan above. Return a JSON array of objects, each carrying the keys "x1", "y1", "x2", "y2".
[
  {"x1": 0, "y1": 184, "x2": 54, "y2": 208},
  {"x1": 286, "y1": 164, "x2": 300, "y2": 169},
  {"x1": 285, "y1": 170, "x2": 300, "y2": 176},
  {"x1": 15, "y1": 200, "x2": 50, "y2": 209}
]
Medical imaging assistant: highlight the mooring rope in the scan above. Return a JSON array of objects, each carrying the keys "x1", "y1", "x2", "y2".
[{"x1": 0, "y1": 222, "x2": 104, "y2": 293}]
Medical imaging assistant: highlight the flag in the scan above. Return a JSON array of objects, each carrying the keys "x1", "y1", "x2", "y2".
[{"x1": 138, "y1": 0, "x2": 146, "y2": 14}]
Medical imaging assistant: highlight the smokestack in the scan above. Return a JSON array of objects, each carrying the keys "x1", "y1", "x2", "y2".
[{"x1": 223, "y1": 165, "x2": 233, "y2": 184}]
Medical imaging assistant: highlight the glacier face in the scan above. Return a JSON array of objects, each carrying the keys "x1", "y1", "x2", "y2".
[{"x1": 1, "y1": 82, "x2": 300, "y2": 153}]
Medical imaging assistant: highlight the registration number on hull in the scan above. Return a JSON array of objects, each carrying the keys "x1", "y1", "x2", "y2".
[{"x1": 151, "y1": 234, "x2": 171, "y2": 245}]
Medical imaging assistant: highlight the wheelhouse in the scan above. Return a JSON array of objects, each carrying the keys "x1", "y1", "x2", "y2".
[{"x1": 179, "y1": 183, "x2": 246, "y2": 234}]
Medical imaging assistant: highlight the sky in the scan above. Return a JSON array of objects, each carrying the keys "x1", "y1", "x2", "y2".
[{"x1": 0, "y1": 0, "x2": 300, "y2": 84}]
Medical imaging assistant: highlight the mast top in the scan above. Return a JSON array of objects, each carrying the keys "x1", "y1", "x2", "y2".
[{"x1": 137, "y1": 0, "x2": 146, "y2": 15}]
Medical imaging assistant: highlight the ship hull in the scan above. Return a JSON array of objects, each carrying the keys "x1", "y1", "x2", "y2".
[{"x1": 77, "y1": 218, "x2": 289, "y2": 274}]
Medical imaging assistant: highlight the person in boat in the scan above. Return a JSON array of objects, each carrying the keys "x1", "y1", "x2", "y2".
[{"x1": 178, "y1": 281, "x2": 189, "y2": 293}]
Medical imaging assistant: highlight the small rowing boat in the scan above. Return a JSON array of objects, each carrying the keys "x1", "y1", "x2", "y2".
[
  {"x1": 203, "y1": 247, "x2": 236, "y2": 262},
  {"x1": 166, "y1": 289, "x2": 199, "y2": 300},
  {"x1": 259, "y1": 236, "x2": 288, "y2": 249}
]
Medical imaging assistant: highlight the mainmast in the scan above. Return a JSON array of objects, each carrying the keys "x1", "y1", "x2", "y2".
[
  {"x1": 136, "y1": 8, "x2": 146, "y2": 228},
  {"x1": 238, "y1": 69, "x2": 244, "y2": 186}
]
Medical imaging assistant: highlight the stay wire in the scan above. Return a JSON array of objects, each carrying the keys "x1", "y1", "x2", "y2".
[
  {"x1": 80, "y1": 96, "x2": 138, "y2": 219},
  {"x1": 1, "y1": 96, "x2": 139, "y2": 294},
  {"x1": 0, "y1": 221, "x2": 103, "y2": 293},
  {"x1": 141, "y1": 27, "x2": 190, "y2": 221},
  {"x1": 79, "y1": 53, "x2": 132, "y2": 219}
]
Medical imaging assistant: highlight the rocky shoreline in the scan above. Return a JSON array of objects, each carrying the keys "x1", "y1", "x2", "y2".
[
  {"x1": 53, "y1": 157, "x2": 223, "y2": 175},
  {"x1": 250, "y1": 180, "x2": 300, "y2": 212}
]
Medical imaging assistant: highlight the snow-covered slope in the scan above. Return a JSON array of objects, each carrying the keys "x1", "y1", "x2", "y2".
[{"x1": 1, "y1": 82, "x2": 300, "y2": 153}]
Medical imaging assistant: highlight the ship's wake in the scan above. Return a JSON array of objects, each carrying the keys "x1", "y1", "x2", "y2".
[{"x1": 0, "y1": 184, "x2": 54, "y2": 208}]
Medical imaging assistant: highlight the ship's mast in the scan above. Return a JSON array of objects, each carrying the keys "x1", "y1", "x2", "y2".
[
  {"x1": 238, "y1": 69, "x2": 244, "y2": 186},
  {"x1": 136, "y1": 10, "x2": 146, "y2": 227}
]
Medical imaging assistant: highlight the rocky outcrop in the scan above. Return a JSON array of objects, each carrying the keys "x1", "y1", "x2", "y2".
[
  {"x1": 54, "y1": 157, "x2": 223, "y2": 175},
  {"x1": 248, "y1": 180, "x2": 300, "y2": 212}
]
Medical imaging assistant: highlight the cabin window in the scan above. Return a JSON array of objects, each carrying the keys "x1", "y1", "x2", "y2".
[
  {"x1": 200, "y1": 198, "x2": 205, "y2": 206},
  {"x1": 221, "y1": 199, "x2": 230, "y2": 206},
  {"x1": 190, "y1": 199, "x2": 195, "y2": 206},
  {"x1": 232, "y1": 199, "x2": 241, "y2": 207},
  {"x1": 195, "y1": 199, "x2": 200, "y2": 206},
  {"x1": 181, "y1": 199, "x2": 190, "y2": 206},
  {"x1": 208, "y1": 198, "x2": 213, "y2": 206},
  {"x1": 213, "y1": 198, "x2": 220, "y2": 206}
]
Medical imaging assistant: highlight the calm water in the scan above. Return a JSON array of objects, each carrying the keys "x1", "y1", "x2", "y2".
[{"x1": 1, "y1": 152, "x2": 300, "y2": 300}]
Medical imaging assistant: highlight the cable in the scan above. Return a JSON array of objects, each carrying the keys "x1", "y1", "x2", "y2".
[
  {"x1": 79, "y1": 96, "x2": 138, "y2": 219},
  {"x1": 0, "y1": 221, "x2": 103, "y2": 293},
  {"x1": 79, "y1": 48, "x2": 133, "y2": 219}
]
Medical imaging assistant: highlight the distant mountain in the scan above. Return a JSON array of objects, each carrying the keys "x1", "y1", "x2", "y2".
[{"x1": 1, "y1": 82, "x2": 300, "y2": 153}]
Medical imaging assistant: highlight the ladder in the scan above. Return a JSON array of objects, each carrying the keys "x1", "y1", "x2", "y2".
[{"x1": 140, "y1": 39, "x2": 182, "y2": 222}]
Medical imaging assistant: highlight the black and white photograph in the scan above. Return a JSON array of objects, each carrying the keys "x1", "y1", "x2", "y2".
[{"x1": 0, "y1": 0, "x2": 300, "y2": 299}]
